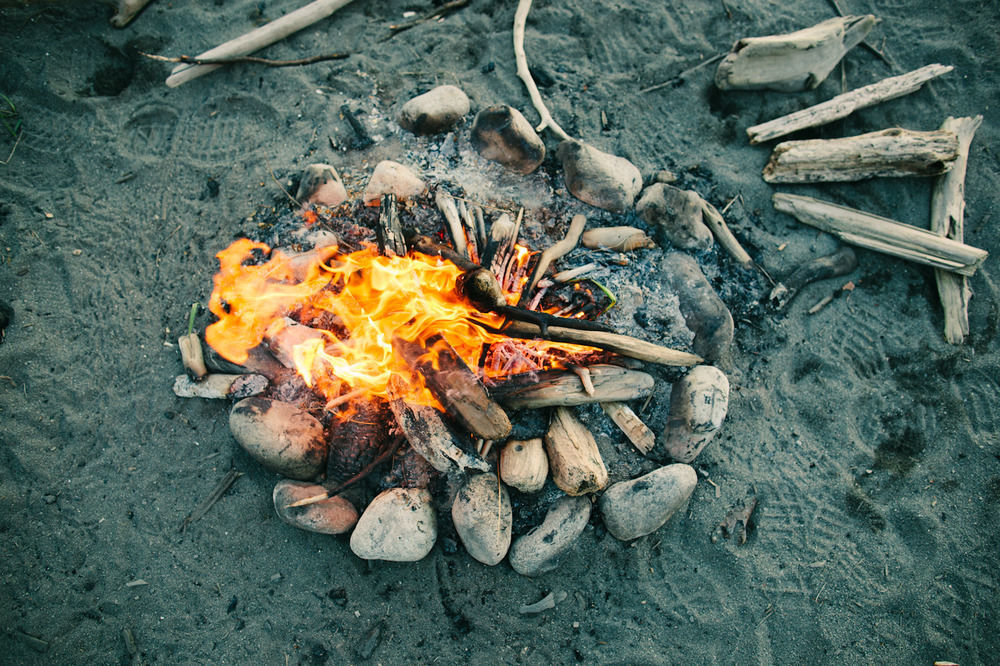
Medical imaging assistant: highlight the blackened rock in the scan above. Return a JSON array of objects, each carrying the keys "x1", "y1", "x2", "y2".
[
  {"x1": 660, "y1": 252, "x2": 734, "y2": 362},
  {"x1": 471, "y1": 105, "x2": 545, "y2": 174}
]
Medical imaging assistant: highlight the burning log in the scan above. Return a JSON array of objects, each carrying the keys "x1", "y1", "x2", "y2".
[
  {"x1": 763, "y1": 128, "x2": 960, "y2": 183},
  {"x1": 394, "y1": 335, "x2": 512, "y2": 441},
  {"x1": 544, "y1": 406, "x2": 609, "y2": 496},
  {"x1": 746, "y1": 64, "x2": 954, "y2": 144},
  {"x1": 375, "y1": 193, "x2": 406, "y2": 257},
  {"x1": 172, "y1": 373, "x2": 268, "y2": 400},
  {"x1": 773, "y1": 193, "x2": 988, "y2": 276},
  {"x1": 264, "y1": 317, "x2": 327, "y2": 369},
  {"x1": 497, "y1": 364, "x2": 654, "y2": 409},
  {"x1": 500, "y1": 320, "x2": 702, "y2": 367},
  {"x1": 600, "y1": 401, "x2": 655, "y2": 455},
  {"x1": 522, "y1": 214, "x2": 586, "y2": 301}
]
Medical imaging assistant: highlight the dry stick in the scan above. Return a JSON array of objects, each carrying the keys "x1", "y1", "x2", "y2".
[
  {"x1": 287, "y1": 436, "x2": 406, "y2": 508},
  {"x1": 513, "y1": 0, "x2": 571, "y2": 142},
  {"x1": 601, "y1": 401, "x2": 655, "y2": 454},
  {"x1": 700, "y1": 199, "x2": 753, "y2": 269},
  {"x1": 165, "y1": 0, "x2": 357, "y2": 88},
  {"x1": 143, "y1": 51, "x2": 349, "y2": 67},
  {"x1": 520, "y1": 214, "x2": 586, "y2": 303},
  {"x1": 384, "y1": 0, "x2": 470, "y2": 39},
  {"x1": 825, "y1": 0, "x2": 893, "y2": 66},
  {"x1": 639, "y1": 53, "x2": 725, "y2": 94},
  {"x1": 179, "y1": 468, "x2": 243, "y2": 532},
  {"x1": 772, "y1": 193, "x2": 988, "y2": 276},
  {"x1": 747, "y1": 64, "x2": 954, "y2": 144},
  {"x1": 931, "y1": 115, "x2": 983, "y2": 344}
]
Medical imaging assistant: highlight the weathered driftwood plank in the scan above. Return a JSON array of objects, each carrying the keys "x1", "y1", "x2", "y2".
[
  {"x1": 715, "y1": 15, "x2": 876, "y2": 92},
  {"x1": 772, "y1": 193, "x2": 988, "y2": 276},
  {"x1": 498, "y1": 365, "x2": 654, "y2": 409},
  {"x1": 747, "y1": 64, "x2": 954, "y2": 144},
  {"x1": 931, "y1": 115, "x2": 983, "y2": 344},
  {"x1": 763, "y1": 128, "x2": 959, "y2": 183},
  {"x1": 501, "y1": 320, "x2": 703, "y2": 366}
]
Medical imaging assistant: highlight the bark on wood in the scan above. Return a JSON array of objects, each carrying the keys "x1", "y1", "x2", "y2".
[
  {"x1": 521, "y1": 214, "x2": 586, "y2": 303},
  {"x1": 375, "y1": 193, "x2": 406, "y2": 257},
  {"x1": 768, "y1": 245, "x2": 858, "y2": 310},
  {"x1": 165, "y1": 0, "x2": 356, "y2": 87},
  {"x1": 747, "y1": 63, "x2": 954, "y2": 144},
  {"x1": 931, "y1": 115, "x2": 983, "y2": 344},
  {"x1": 772, "y1": 193, "x2": 988, "y2": 276},
  {"x1": 715, "y1": 15, "x2": 876, "y2": 92},
  {"x1": 498, "y1": 364, "x2": 655, "y2": 409},
  {"x1": 601, "y1": 401, "x2": 655, "y2": 454},
  {"x1": 501, "y1": 320, "x2": 703, "y2": 367},
  {"x1": 394, "y1": 335, "x2": 512, "y2": 441},
  {"x1": 763, "y1": 128, "x2": 960, "y2": 183}
]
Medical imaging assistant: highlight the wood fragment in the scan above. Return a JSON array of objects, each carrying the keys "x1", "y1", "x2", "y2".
[
  {"x1": 700, "y1": 199, "x2": 754, "y2": 268},
  {"x1": 552, "y1": 263, "x2": 598, "y2": 283},
  {"x1": 931, "y1": 116, "x2": 983, "y2": 344},
  {"x1": 497, "y1": 364, "x2": 655, "y2": 409},
  {"x1": 178, "y1": 332, "x2": 208, "y2": 380},
  {"x1": 639, "y1": 53, "x2": 725, "y2": 93},
  {"x1": 144, "y1": 51, "x2": 348, "y2": 68},
  {"x1": 172, "y1": 373, "x2": 268, "y2": 399},
  {"x1": 768, "y1": 245, "x2": 858, "y2": 310},
  {"x1": 772, "y1": 193, "x2": 988, "y2": 276},
  {"x1": 179, "y1": 469, "x2": 243, "y2": 532},
  {"x1": 165, "y1": 0, "x2": 357, "y2": 87},
  {"x1": 375, "y1": 193, "x2": 407, "y2": 257},
  {"x1": 13, "y1": 629, "x2": 48, "y2": 653},
  {"x1": 513, "y1": 0, "x2": 572, "y2": 141},
  {"x1": 601, "y1": 401, "x2": 655, "y2": 454},
  {"x1": 436, "y1": 190, "x2": 469, "y2": 260},
  {"x1": 718, "y1": 496, "x2": 757, "y2": 545},
  {"x1": 384, "y1": 0, "x2": 470, "y2": 38},
  {"x1": 518, "y1": 590, "x2": 567, "y2": 614},
  {"x1": 747, "y1": 64, "x2": 954, "y2": 144},
  {"x1": 521, "y1": 214, "x2": 587, "y2": 302},
  {"x1": 764, "y1": 128, "x2": 960, "y2": 183},
  {"x1": 545, "y1": 407, "x2": 608, "y2": 495},
  {"x1": 457, "y1": 199, "x2": 480, "y2": 261},
  {"x1": 480, "y1": 213, "x2": 517, "y2": 276},
  {"x1": 581, "y1": 226, "x2": 655, "y2": 252}
]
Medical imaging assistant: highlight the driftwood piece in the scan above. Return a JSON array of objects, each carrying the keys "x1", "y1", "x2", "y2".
[
  {"x1": 747, "y1": 64, "x2": 954, "y2": 144},
  {"x1": 600, "y1": 401, "x2": 655, "y2": 454},
  {"x1": 768, "y1": 245, "x2": 858, "y2": 310},
  {"x1": 173, "y1": 373, "x2": 268, "y2": 399},
  {"x1": 111, "y1": 0, "x2": 155, "y2": 28},
  {"x1": 773, "y1": 193, "x2": 988, "y2": 276},
  {"x1": 387, "y1": 376, "x2": 491, "y2": 474},
  {"x1": 931, "y1": 116, "x2": 983, "y2": 344},
  {"x1": 498, "y1": 364, "x2": 654, "y2": 409},
  {"x1": 545, "y1": 407, "x2": 609, "y2": 495},
  {"x1": 521, "y1": 214, "x2": 586, "y2": 302},
  {"x1": 513, "y1": 0, "x2": 572, "y2": 141},
  {"x1": 700, "y1": 199, "x2": 754, "y2": 269},
  {"x1": 501, "y1": 320, "x2": 703, "y2": 367},
  {"x1": 394, "y1": 336, "x2": 512, "y2": 441},
  {"x1": 436, "y1": 190, "x2": 469, "y2": 260},
  {"x1": 715, "y1": 15, "x2": 876, "y2": 92},
  {"x1": 718, "y1": 495, "x2": 757, "y2": 545},
  {"x1": 375, "y1": 193, "x2": 406, "y2": 257},
  {"x1": 457, "y1": 199, "x2": 480, "y2": 260},
  {"x1": 763, "y1": 128, "x2": 960, "y2": 183},
  {"x1": 581, "y1": 226, "x2": 655, "y2": 252},
  {"x1": 178, "y1": 332, "x2": 208, "y2": 380},
  {"x1": 165, "y1": 0, "x2": 356, "y2": 87}
]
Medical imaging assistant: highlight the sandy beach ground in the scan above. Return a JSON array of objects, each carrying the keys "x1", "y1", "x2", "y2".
[{"x1": 1, "y1": 0, "x2": 998, "y2": 663}]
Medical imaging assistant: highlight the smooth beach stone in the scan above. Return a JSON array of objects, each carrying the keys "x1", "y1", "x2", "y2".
[
  {"x1": 471, "y1": 105, "x2": 546, "y2": 174},
  {"x1": 229, "y1": 397, "x2": 327, "y2": 480},
  {"x1": 599, "y1": 464, "x2": 697, "y2": 541},
  {"x1": 660, "y1": 252, "x2": 734, "y2": 362},
  {"x1": 273, "y1": 480, "x2": 358, "y2": 535},
  {"x1": 295, "y1": 163, "x2": 347, "y2": 207},
  {"x1": 499, "y1": 438, "x2": 548, "y2": 494},
  {"x1": 398, "y1": 85, "x2": 471, "y2": 135},
  {"x1": 509, "y1": 495, "x2": 591, "y2": 576},
  {"x1": 556, "y1": 140, "x2": 642, "y2": 213},
  {"x1": 636, "y1": 183, "x2": 714, "y2": 251},
  {"x1": 662, "y1": 366, "x2": 730, "y2": 463},
  {"x1": 362, "y1": 160, "x2": 426, "y2": 205},
  {"x1": 451, "y1": 473, "x2": 512, "y2": 565},
  {"x1": 349, "y1": 488, "x2": 437, "y2": 562}
]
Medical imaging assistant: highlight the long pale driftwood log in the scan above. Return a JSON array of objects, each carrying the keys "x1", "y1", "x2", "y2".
[
  {"x1": 498, "y1": 365, "x2": 654, "y2": 409},
  {"x1": 501, "y1": 320, "x2": 703, "y2": 366},
  {"x1": 166, "y1": 0, "x2": 356, "y2": 87},
  {"x1": 714, "y1": 15, "x2": 876, "y2": 92},
  {"x1": 773, "y1": 193, "x2": 988, "y2": 276},
  {"x1": 764, "y1": 128, "x2": 959, "y2": 183},
  {"x1": 747, "y1": 64, "x2": 954, "y2": 144},
  {"x1": 931, "y1": 115, "x2": 983, "y2": 344}
]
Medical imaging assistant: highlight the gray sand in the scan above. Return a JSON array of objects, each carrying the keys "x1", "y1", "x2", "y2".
[{"x1": 1, "y1": 1, "x2": 998, "y2": 663}]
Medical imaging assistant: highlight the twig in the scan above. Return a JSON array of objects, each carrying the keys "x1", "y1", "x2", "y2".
[
  {"x1": 142, "y1": 51, "x2": 348, "y2": 67},
  {"x1": 513, "y1": 0, "x2": 572, "y2": 141},
  {"x1": 383, "y1": 0, "x2": 470, "y2": 39},
  {"x1": 264, "y1": 159, "x2": 300, "y2": 207},
  {"x1": 179, "y1": 468, "x2": 243, "y2": 532},
  {"x1": 639, "y1": 53, "x2": 725, "y2": 94},
  {"x1": 286, "y1": 435, "x2": 405, "y2": 508},
  {"x1": 0, "y1": 130, "x2": 21, "y2": 166}
]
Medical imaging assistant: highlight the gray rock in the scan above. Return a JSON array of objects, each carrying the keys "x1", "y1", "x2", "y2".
[
  {"x1": 295, "y1": 163, "x2": 347, "y2": 207},
  {"x1": 636, "y1": 184, "x2": 713, "y2": 251},
  {"x1": 362, "y1": 160, "x2": 426, "y2": 204},
  {"x1": 662, "y1": 366, "x2": 729, "y2": 463},
  {"x1": 273, "y1": 480, "x2": 358, "y2": 535},
  {"x1": 509, "y1": 495, "x2": 591, "y2": 576},
  {"x1": 350, "y1": 488, "x2": 437, "y2": 561},
  {"x1": 229, "y1": 398, "x2": 327, "y2": 480},
  {"x1": 451, "y1": 473, "x2": 512, "y2": 565},
  {"x1": 471, "y1": 105, "x2": 546, "y2": 174},
  {"x1": 398, "y1": 85, "x2": 470, "y2": 135},
  {"x1": 556, "y1": 140, "x2": 642, "y2": 213},
  {"x1": 660, "y1": 252, "x2": 734, "y2": 362},
  {"x1": 599, "y1": 464, "x2": 697, "y2": 541}
]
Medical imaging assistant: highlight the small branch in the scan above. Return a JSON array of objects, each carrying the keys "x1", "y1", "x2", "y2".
[
  {"x1": 639, "y1": 53, "x2": 725, "y2": 94},
  {"x1": 520, "y1": 213, "x2": 586, "y2": 303},
  {"x1": 513, "y1": 0, "x2": 572, "y2": 142},
  {"x1": 384, "y1": 0, "x2": 470, "y2": 39},
  {"x1": 179, "y1": 468, "x2": 243, "y2": 532},
  {"x1": 142, "y1": 51, "x2": 349, "y2": 68}
]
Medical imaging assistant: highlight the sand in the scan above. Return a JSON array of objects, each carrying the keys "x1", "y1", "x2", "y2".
[{"x1": 1, "y1": 0, "x2": 998, "y2": 663}]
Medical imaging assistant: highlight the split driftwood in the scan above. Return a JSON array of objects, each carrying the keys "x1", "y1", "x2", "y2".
[
  {"x1": 513, "y1": 0, "x2": 572, "y2": 141},
  {"x1": 394, "y1": 335, "x2": 512, "y2": 441},
  {"x1": 165, "y1": 0, "x2": 356, "y2": 87},
  {"x1": 763, "y1": 128, "x2": 960, "y2": 183},
  {"x1": 772, "y1": 193, "x2": 988, "y2": 276},
  {"x1": 144, "y1": 52, "x2": 349, "y2": 68},
  {"x1": 501, "y1": 320, "x2": 703, "y2": 367},
  {"x1": 714, "y1": 15, "x2": 877, "y2": 92},
  {"x1": 931, "y1": 115, "x2": 983, "y2": 344},
  {"x1": 111, "y1": 0, "x2": 155, "y2": 28},
  {"x1": 521, "y1": 214, "x2": 586, "y2": 302},
  {"x1": 173, "y1": 373, "x2": 268, "y2": 399},
  {"x1": 376, "y1": 194, "x2": 406, "y2": 257},
  {"x1": 747, "y1": 64, "x2": 954, "y2": 144},
  {"x1": 768, "y1": 245, "x2": 858, "y2": 310},
  {"x1": 497, "y1": 364, "x2": 655, "y2": 409},
  {"x1": 436, "y1": 190, "x2": 470, "y2": 261},
  {"x1": 601, "y1": 401, "x2": 655, "y2": 454}
]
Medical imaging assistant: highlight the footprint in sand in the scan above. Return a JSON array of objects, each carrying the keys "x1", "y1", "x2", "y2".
[
  {"x1": 121, "y1": 104, "x2": 180, "y2": 161},
  {"x1": 176, "y1": 96, "x2": 280, "y2": 167}
]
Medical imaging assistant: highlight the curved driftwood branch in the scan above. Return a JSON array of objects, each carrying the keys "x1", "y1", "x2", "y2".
[{"x1": 513, "y1": 0, "x2": 572, "y2": 142}]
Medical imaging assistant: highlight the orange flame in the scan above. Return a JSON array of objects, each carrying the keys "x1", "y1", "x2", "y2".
[{"x1": 205, "y1": 238, "x2": 593, "y2": 411}]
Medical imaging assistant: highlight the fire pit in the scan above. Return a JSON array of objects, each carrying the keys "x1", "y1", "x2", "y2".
[{"x1": 173, "y1": 86, "x2": 743, "y2": 574}]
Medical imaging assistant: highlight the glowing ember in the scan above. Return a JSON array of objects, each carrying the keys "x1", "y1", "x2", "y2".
[{"x1": 205, "y1": 238, "x2": 595, "y2": 411}]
